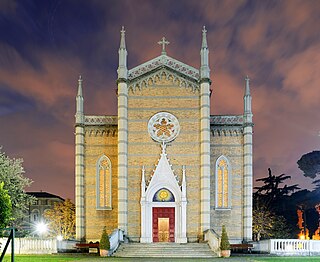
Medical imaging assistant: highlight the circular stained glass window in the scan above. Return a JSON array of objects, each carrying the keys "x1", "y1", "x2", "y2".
[{"x1": 148, "y1": 112, "x2": 180, "y2": 143}]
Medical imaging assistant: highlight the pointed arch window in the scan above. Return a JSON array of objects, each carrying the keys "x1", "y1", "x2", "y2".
[
  {"x1": 96, "y1": 155, "x2": 112, "y2": 210},
  {"x1": 215, "y1": 156, "x2": 231, "y2": 209}
]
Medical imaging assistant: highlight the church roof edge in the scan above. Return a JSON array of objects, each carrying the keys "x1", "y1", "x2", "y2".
[{"x1": 128, "y1": 55, "x2": 199, "y2": 82}]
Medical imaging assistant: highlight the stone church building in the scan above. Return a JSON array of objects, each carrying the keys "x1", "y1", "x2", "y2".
[{"x1": 75, "y1": 27, "x2": 253, "y2": 244}]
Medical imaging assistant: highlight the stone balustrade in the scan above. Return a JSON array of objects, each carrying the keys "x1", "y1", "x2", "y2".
[
  {"x1": 253, "y1": 239, "x2": 320, "y2": 256},
  {"x1": 0, "y1": 238, "x2": 57, "y2": 254}
]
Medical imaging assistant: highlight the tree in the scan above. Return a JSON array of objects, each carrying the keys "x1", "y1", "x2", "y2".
[
  {"x1": 253, "y1": 206, "x2": 291, "y2": 241},
  {"x1": 297, "y1": 151, "x2": 320, "y2": 179},
  {"x1": 254, "y1": 168, "x2": 300, "y2": 212},
  {"x1": 0, "y1": 148, "x2": 35, "y2": 228},
  {"x1": 0, "y1": 182, "x2": 12, "y2": 228},
  {"x1": 44, "y1": 199, "x2": 75, "y2": 239},
  {"x1": 252, "y1": 207, "x2": 274, "y2": 241},
  {"x1": 99, "y1": 226, "x2": 110, "y2": 250},
  {"x1": 253, "y1": 168, "x2": 300, "y2": 239},
  {"x1": 220, "y1": 225, "x2": 230, "y2": 250}
]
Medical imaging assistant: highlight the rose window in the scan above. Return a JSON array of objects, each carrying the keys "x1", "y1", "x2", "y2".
[{"x1": 148, "y1": 112, "x2": 180, "y2": 143}]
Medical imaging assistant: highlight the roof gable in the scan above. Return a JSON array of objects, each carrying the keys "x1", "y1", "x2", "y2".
[
  {"x1": 128, "y1": 54, "x2": 199, "y2": 82},
  {"x1": 127, "y1": 55, "x2": 200, "y2": 92}
]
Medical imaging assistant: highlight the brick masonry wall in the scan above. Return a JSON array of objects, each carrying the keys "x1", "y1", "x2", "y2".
[
  {"x1": 82, "y1": 75, "x2": 245, "y2": 242},
  {"x1": 127, "y1": 77, "x2": 201, "y2": 241},
  {"x1": 84, "y1": 126, "x2": 118, "y2": 241},
  {"x1": 210, "y1": 132, "x2": 244, "y2": 242}
]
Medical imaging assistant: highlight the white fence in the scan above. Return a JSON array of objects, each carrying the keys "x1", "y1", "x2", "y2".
[
  {"x1": 0, "y1": 238, "x2": 57, "y2": 254},
  {"x1": 253, "y1": 239, "x2": 320, "y2": 256}
]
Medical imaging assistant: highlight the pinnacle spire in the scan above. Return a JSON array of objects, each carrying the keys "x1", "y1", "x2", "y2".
[
  {"x1": 120, "y1": 26, "x2": 126, "y2": 49},
  {"x1": 141, "y1": 165, "x2": 146, "y2": 196},
  {"x1": 75, "y1": 75, "x2": 84, "y2": 124},
  {"x1": 201, "y1": 26, "x2": 208, "y2": 49},
  {"x1": 200, "y1": 26, "x2": 210, "y2": 80},
  {"x1": 118, "y1": 26, "x2": 128, "y2": 80},
  {"x1": 245, "y1": 75, "x2": 250, "y2": 96},
  {"x1": 244, "y1": 75, "x2": 252, "y2": 119},
  {"x1": 77, "y1": 75, "x2": 83, "y2": 97}
]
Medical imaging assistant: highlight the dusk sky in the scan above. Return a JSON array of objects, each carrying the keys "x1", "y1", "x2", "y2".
[{"x1": 0, "y1": 0, "x2": 320, "y2": 200}]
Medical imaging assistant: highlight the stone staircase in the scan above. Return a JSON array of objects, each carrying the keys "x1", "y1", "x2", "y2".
[{"x1": 113, "y1": 242, "x2": 217, "y2": 258}]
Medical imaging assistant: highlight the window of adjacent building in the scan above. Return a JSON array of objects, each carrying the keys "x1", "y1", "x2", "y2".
[
  {"x1": 215, "y1": 156, "x2": 231, "y2": 209},
  {"x1": 96, "y1": 155, "x2": 112, "y2": 210},
  {"x1": 31, "y1": 209, "x2": 40, "y2": 222}
]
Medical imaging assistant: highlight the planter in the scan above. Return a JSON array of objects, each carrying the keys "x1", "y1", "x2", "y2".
[
  {"x1": 100, "y1": 249, "x2": 108, "y2": 257},
  {"x1": 220, "y1": 249, "x2": 231, "y2": 258}
]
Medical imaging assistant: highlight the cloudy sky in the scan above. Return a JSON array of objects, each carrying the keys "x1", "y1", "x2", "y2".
[{"x1": 0, "y1": 0, "x2": 319, "y2": 200}]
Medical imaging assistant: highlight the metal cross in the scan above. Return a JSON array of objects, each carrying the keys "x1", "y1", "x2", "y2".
[{"x1": 158, "y1": 37, "x2": 170, "y2": 55}]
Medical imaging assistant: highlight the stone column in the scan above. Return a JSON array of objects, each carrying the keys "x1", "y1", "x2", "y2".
[
  {"x1": 117, "y1": 80, "x2": 128, "y2": 234},
  {"x1": 75, "y1": 76, "x2": 85, "y2": 240},
  {"x1": 117, "y1": 26, "x2": 128, "y2": 234},
  {"x1": 243, "y1": 76, "x2": 253, "y2": 241},
  {"x1": 180, "y1": 166, "x2": 187, "y2": 243},
  {"x1": 140, "y1": 166, "x2": 148, "y2": 242},
  {"x1": 200, "y1": 26, "x2": 211, "y2": 234}
]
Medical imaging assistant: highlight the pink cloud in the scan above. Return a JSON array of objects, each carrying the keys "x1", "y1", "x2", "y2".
[
  {"x1": 0, "y1": 43, "x2": 82, "y2": 106},
  {"x1": 276, "y1": 44, "x2": 320, "y2": 107}
]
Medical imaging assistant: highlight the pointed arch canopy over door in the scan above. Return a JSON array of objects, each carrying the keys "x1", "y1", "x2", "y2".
[{"x1": 140, "y1": 144, "x2": 187, "y2": 243}]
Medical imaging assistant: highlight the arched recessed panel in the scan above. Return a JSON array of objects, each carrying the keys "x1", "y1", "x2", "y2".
[
  {"x1": 215, "y1": 155, "x2": 232, "y2": 209},
  {"x1": 96, "y1": 155, "x2": 112, "y2": 210}
]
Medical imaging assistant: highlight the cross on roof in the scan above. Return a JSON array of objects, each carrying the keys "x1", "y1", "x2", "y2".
[{"x1": 158, "y1": 37, "x2": 170, "y2": 55}]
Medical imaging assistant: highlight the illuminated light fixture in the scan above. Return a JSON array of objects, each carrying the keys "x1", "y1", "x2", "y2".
[
  {"x1": 35, "y1": 222, "x2": 48, "y2": 235},
  {"x1": 57, "y1": 235, "x2": 63, "y2": 241}
]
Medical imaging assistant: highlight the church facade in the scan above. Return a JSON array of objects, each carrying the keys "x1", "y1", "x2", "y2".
[{"x1": 75, "y1": 27, "x2": 253, "y2": 244}]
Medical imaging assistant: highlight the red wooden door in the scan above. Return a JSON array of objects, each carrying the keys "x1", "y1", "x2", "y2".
[{"x1": 152, "y1": 207, "x2": 175, "y2": 242}]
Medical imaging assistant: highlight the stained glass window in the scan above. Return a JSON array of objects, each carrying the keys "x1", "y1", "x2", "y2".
[
  {"x1": 96, "y1": 155, "x2": 112, "y2": 209},
  {"x1": 215, "y1": 156, "x2": 231, "y2": 209},
  {"x1": 153, "y1": 188, "x2": 175, "y2": 202}
]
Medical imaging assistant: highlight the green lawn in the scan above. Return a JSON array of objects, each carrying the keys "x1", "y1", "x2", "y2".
[{"x1": 3, "y1": 255, "x2": 320, "y2": 262}]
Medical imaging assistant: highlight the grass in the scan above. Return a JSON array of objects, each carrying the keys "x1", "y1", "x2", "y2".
[{"x1": 3, "y1": 255, "x2": 320, "y2": 262}]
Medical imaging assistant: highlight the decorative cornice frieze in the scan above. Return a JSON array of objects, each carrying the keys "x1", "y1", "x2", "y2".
[
  {"x1": 128, "y1": 55, "x2": 199, "y2": 81},
  {"x1": 210, "y1": 115, "x2": 244, "y2": 126},
  {"x1": 85, "y1": 127, "x2": 118, "y2": 137},
  {"x1": 84, "y1": 115, "x2": 117, "y2": 126},
  {"x1": 211, "y1": 128, "x2": 243, "y2": 137},
  {"x1": 128, "y1": 68, "x2": 199, "y2": 93}
]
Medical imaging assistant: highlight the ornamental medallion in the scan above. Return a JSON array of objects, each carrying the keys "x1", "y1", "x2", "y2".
[{"x1": 148, "y1": 112, "x2": 180, "y2": 143}]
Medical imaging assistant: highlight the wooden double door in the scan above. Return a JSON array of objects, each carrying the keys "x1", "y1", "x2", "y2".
[{"x1": 152, "y1": 207, "x2": 175, "y2": 242}]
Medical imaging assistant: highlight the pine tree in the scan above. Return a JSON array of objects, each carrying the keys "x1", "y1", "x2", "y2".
[
  {"x1": 99, "y1": 227, "x2": 110, "y2": 250},
  {"x1": 220, "y1": 225, "x2": 230, "y2": 250}
]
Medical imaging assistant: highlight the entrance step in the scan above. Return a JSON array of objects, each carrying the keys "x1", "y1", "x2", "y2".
[{"x1": 113, "y1": 242, "x2": 217, "y2": 258}]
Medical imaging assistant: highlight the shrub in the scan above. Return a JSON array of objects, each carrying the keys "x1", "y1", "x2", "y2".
[
  {"x1": 220, "y1": 225, "x2": 230, "y2": 250},
  {"x1": 99, "y1": 227, "x2": 110, "y2": 250}
]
